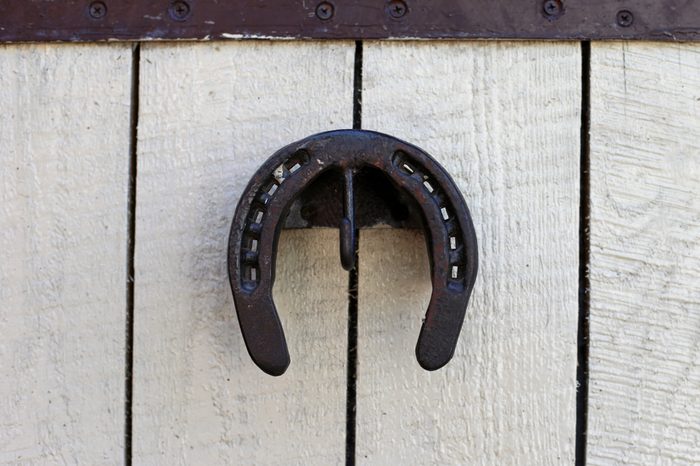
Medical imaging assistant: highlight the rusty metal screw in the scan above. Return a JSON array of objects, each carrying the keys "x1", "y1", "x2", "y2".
[
  {"x1": 88, "y1": 1, "x2": 107, "y2": 19},
  {"x1": 616, "y1": 10, "x2": 634, "y2": 27},
  {"x1": 388, "y1": 0, "x2": 408, "y2": 18},
  {"x1": 169, "y1": 1, "x2": 191, "y2": 21},
  {"x1": 315, "y1": 2, "x2": 334, "y2": 20},
  {"x1": 542, "y1": 0, "x2": 563, "y2": 18}
]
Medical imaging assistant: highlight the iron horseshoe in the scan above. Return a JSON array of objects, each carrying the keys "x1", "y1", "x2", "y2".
[{"x1": 228, "y1": 130, "x2": 478, "y2": 376}]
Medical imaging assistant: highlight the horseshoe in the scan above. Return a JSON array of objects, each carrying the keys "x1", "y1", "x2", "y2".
[{"x1": 228, "y1": 130, "x2": 478, "y2": 376}]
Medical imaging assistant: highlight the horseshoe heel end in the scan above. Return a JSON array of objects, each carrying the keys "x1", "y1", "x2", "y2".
[
  {"x1": 415, "y1": 293, "x2": 470, "y2": 371},
  {"x1": 234, "y1": 294, "x2": 291, "y2": 376}
]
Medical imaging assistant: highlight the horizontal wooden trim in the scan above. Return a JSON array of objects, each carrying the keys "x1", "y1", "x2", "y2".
[{"x1": 1, "y1": 0, "x2": 699, "y2": 42}]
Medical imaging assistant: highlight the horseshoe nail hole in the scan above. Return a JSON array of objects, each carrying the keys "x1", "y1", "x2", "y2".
[
  {"x1": 441, "y1": 207, "x2": 449, "y2": 220},
  {"x1": 266, "y1": 183, "x2": 278, "y2": 196},
  {"x1": 423, "y1": 180, "x2": 434, "y2": 193},
  {"x1": 401, "y1": 163, "x2": 414, "y2": 174},
  {"x1": 451, "y1": 265, "x2": 459, "y2": 279},
  {"x1": 250, "y1": 239, "x2": 258, "y2": 252},
  {"x1": 253, "y1": 210, "x2": 264, "y2": 224},
  {"x1": 391, "y1": 150, "x2": 410, "y2": 168},
  {"x1": 450, "y1": 236, "x2": 457, "y2": 250},
  {"x1": 285, "y1": 150, "x2": 310, "y2": 173},
  {"x1": 242, "y1": 265, "x2": 258, "y2": 283}
]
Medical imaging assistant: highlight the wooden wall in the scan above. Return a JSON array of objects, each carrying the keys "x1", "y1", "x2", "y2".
[
  {"x1": 587, "y1": 42, "x2": 700, "y2": 465},
  {"x1": 1, "y1": 40, "x2": 697, "y2": 464}
]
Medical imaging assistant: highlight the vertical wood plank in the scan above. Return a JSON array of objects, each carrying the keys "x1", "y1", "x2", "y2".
[
  {"x1": 0, "y1": 44, "x2": 132, "y2": 463},
  {"x1": 359, "y1": 42, "x2": 581, "y2": 464},
  {"x1": 588, "y1": 42, "x2": 700, "y2": 465},
  {"x1": 133, "y1": 42, "x2": 354, "y2": 464}
]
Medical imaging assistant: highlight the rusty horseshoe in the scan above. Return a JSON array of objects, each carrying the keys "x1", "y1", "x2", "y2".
[{"x1": 228, "y1": 130, "x2": 478, "y2": 376}]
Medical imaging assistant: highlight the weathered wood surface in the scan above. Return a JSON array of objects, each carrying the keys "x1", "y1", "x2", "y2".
[
  {"x1": 3, "y1": 38, "x2": 699, "y2": 466},
  {"x1": 0, "y1": 44, "x2": 132, "y2": 464},
  {"x1": 587, "y1": 42, "x2": 700, "y2": 465},
  {"x1": 132, "y1": 42, "x2": 355, "y2": 465},
  {"x1": 357, "y1": 42, "x2": 581, "y2": 465}
]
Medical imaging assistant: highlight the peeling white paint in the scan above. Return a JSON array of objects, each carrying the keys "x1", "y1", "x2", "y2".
[{"x1": 220, "y1": 32, "x2": 298, "y2": 40}]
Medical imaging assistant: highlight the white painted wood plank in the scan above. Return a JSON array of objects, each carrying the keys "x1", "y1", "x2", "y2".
[
  {"x1": 359, "y1": 42, "x2": 581, "y2": 464},
  {"x1": 588, "y1": 42, "x2": 700, "y2": 466},
  {"x1": 133, "y1": 42, "x2": 354, "y2": 465},
  {"x1": 0, "y1": 44, "x2": 132, "y2": 464}
]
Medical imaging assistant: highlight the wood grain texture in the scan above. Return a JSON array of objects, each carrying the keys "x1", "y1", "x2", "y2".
[
  {"x1": 358, "y1": 42, "x2": 581, "y2": 464},
  {"x1": 132, "y1": 41, "x2": 354, "y2": 465},
  {"x1": 0, "y1": 44, "x2": 132, "y2": 464},
  {"x1": 588, "y1": 42, "x2": 700, "y2": 465}
]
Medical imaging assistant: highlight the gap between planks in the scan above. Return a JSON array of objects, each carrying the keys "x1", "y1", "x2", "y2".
[
  {"x1": 576, "y1": 40, "x2": 591, "y2": 466},
  {"x1": 124, "y1": 42, "x2": 141, "y2": 466}
]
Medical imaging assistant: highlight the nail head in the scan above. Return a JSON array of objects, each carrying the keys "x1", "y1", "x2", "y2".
[
  {"x1": 169, "y1": 1, "x2": 191, "y2": 21},
  {"x1": 616, "y1": 10, "x2": 634, "y2": 27},
  {"x1": 88, "y1": 1, "x2": 107, "y2": 19},
  {"x1": 388, "y1": 0, "x2": 408, "y2": 19},
  {"x1": 315, "y1": 2, "x2": 334, "y2": 20}
]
